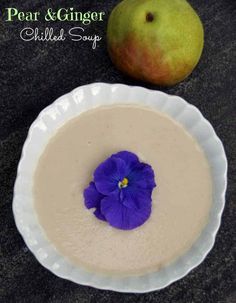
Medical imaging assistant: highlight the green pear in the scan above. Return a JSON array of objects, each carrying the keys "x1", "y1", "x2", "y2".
[{"x1": 107, "y1": 0, "x2": 204, "y2": 86}]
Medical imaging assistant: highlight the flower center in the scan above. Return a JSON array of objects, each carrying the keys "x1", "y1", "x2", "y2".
[{"x1": 118, "y1": 177, "x2": 129, "y2": 188}]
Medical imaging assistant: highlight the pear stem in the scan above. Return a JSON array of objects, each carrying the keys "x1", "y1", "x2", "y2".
[{"x1": 146, "y1": 12, "x2": 154, "y2": 22}]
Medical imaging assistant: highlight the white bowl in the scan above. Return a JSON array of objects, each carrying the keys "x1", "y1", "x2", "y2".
[{"x1": 13, "y1": 83, "x2": 227, "y2": 293}]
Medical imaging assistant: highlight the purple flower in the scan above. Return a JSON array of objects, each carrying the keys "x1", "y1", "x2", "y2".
[{"x1": 84, "y1": 151, "x2": 156, "y2": 230}]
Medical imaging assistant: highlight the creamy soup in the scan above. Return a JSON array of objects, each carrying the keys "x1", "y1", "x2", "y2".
[{"x1": 34, "y1": 105, "x2": 212, "y2": 275}]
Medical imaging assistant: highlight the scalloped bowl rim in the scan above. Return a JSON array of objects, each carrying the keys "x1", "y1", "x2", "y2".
[{"x1": 13, "y1": 83, "x2": 227, "y2": 293}]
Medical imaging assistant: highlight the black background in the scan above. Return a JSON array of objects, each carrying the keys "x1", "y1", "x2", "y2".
[{"x1": 0, "y1": 0, "x2": 236, "y2": 302}]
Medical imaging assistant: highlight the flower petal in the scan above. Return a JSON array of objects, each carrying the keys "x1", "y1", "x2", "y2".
[
  {"x1": 112, "y1": 151, "x2": 139, "y2": 170},
  {"x1": 94, "y1": 207, "x2": 106, "y2": 221},
  {"x1": 84, "y1": 182, "x2": 104, "y2": 209},
  {"x1": 121, "y1": 186, "x2": 152, "y2": 209},
  {"x1": 83, "y1": 182, "x2": 106, "y2": 221},
  {"x1": 94, "y1": 156, "x2": 127, "y2": 195},
  {"x1": 84, "y1": 151, "x2": 156, "y2": 230},
  {"x1": 101, "y1": 194, "x2": 152, "y2": 230},
  {"x1": 128, "y1": 162, "x2": 156, "y2": 190}
]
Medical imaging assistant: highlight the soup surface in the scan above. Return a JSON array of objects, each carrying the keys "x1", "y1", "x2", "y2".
[{"x1": 34, "y1": 105, "x2": 212, "y2": 275}]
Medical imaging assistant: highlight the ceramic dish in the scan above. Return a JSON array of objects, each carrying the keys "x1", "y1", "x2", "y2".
[{"x1": 13, "y1": 83, "x2": 227, "y2": 293}]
